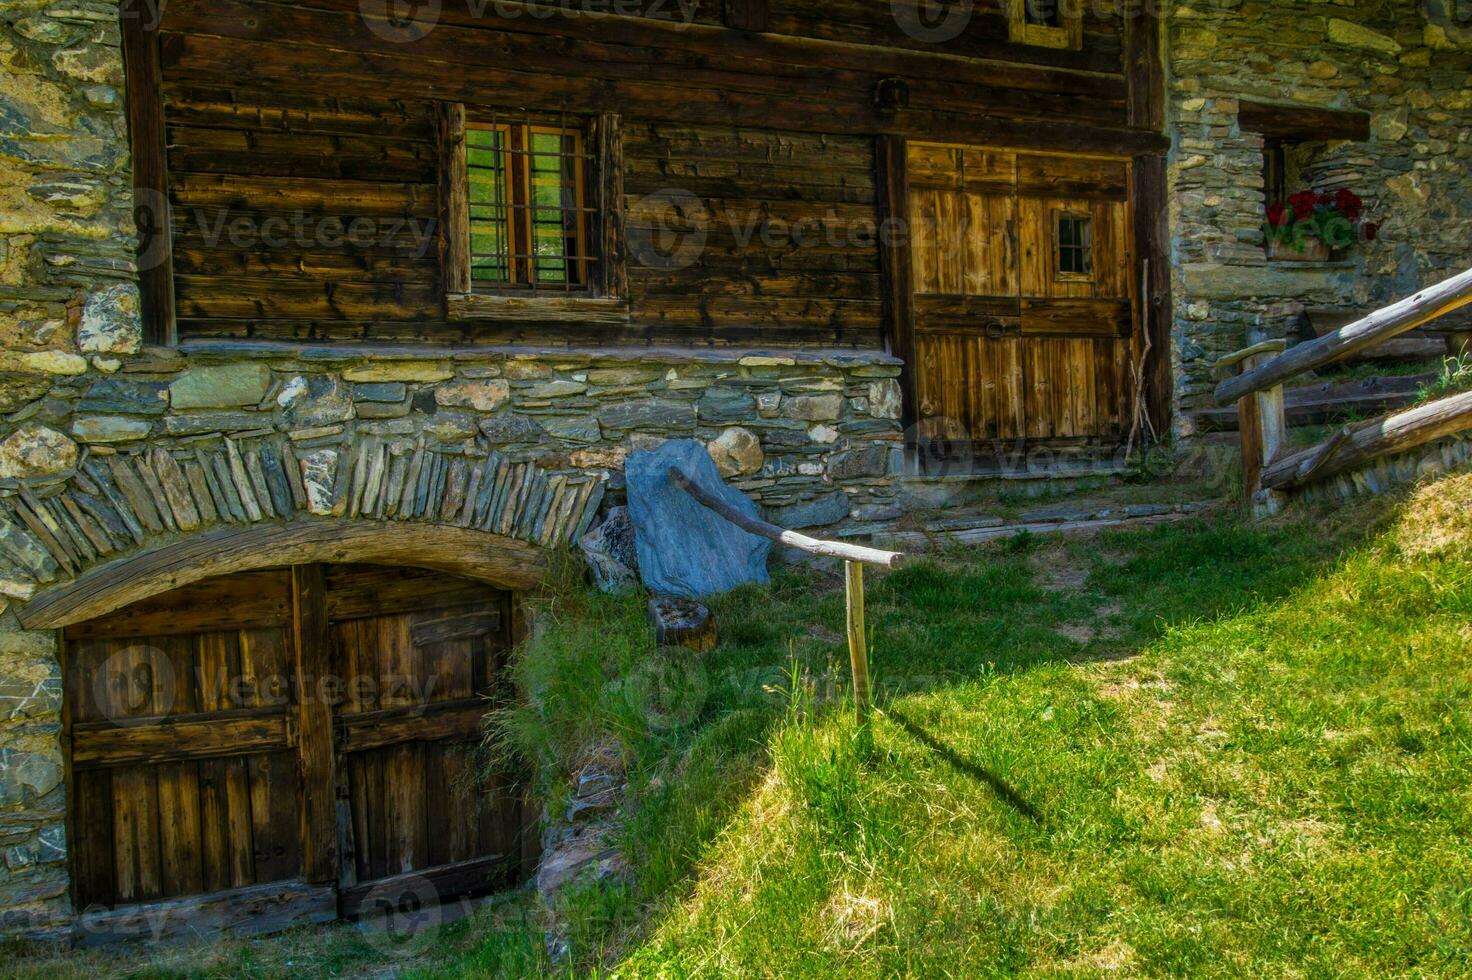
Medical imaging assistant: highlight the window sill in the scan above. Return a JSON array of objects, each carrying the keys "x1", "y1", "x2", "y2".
[
  {"x1": 1262, "y1": 258, "x2": 1357, "y2": 271},
  {"x1": 445, "y1": 292, "x2": 630, "y2": 325}
]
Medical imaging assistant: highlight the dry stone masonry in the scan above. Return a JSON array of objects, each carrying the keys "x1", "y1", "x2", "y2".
[{"x1": 1168, "y1": 0, "x2": 1472, "y2": 426}]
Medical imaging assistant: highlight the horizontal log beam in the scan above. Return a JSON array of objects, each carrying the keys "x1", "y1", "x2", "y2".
[
  {"x1": 340, "y1": 854, "x2": 508, "y2": 919},
  {"x1": 1238, "y1": 101, "x2": 1370, "y2": 142},
  {"x1": 71, "y1": 709, "x2": 288, "y2": 768},
  {"x1": 1214, "y1": 266, "x2": 1472, "y2": 406},
  {"x1": 19, "y1": 520, "x2": 547, "y2": 630},
  {"x1": 1261, "y1": 388, "x2": 1472, "y2": 491},
  {"x1": 669, "y1": 467, "x2": 904, "y2": 568},
  {"x1": 73, "y1": 880, "x2": 336, "y2": 946},
  {"x1": 336, "y1": 698, "x2": 488, "y2": 754}
]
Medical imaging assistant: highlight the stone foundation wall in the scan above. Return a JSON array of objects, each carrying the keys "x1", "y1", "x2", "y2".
[
  {"x1": 1167, "y1": 0, "x2": 1472, "y2": 426},
  {"x1": 2, "y1": 0, "x2": 130, "y2": 936},
  {"x1": 0, "y1": 341, "x2": 904, "y2": 935}
]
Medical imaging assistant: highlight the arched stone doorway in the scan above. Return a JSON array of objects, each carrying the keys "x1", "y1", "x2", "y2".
[{"x1": 21, "y1": 523, "x2": 546, "y2": 942}]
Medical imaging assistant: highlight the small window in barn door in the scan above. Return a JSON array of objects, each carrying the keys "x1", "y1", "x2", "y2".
[
  {"x1": 1053, "y1": 210, "x2": 1093, "y2": 281},
  {"x1": 1009, "y1": 0, "x2": 1082, "y2": 49},
  {"x1": 440, "y1": 104, "x2": 627, "y2": 323}
]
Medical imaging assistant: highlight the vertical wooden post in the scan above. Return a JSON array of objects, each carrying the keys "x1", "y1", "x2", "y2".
[
  {"x1": 1235, "y1": 343, "x2": 1288, "y2": 518},
  {"x1": 876, "y1": 136, "x2": 917, "y2": 444},
  {"x1": 844, "y1": 560, "x2": 871, "y2": 727},
  {"x1": 291, "y1": 564, "x2": 338, "y2": 885},
  {"x1": 119, "y1": 6, "x2": 176, "y2": 345},
  {"x1": 436, "y1": 102, "x2": 469, "y2": 300}
]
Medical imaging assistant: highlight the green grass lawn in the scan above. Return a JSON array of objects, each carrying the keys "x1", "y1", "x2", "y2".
[{"x1": 9, "y1": 474, "x2": 1472, "y2": 979}]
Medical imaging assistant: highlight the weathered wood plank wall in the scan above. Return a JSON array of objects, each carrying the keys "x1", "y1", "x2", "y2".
[{"x1": 148, "y1": 0, "x2": 1161, "y2": 349}]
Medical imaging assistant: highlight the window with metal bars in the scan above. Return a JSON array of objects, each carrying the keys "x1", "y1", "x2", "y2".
[{"x1": 465, "y1": 115, "x2": 595, "y2": 292}]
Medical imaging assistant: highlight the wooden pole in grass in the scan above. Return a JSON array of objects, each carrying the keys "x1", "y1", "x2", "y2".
[
  {"x1": 844, "y1": 560, "x2": 870, "y2": 726},
  {"x1": 668, "y1": 467, "x2": 900, "y2": 726}
]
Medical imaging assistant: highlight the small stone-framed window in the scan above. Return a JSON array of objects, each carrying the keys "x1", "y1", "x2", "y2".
[
  {"x1": 1053, "y1": 210, "x2": 1093, "y2": 280},
  {"x1": 1009, "y1": 0, "x2": 1082, "y2": 50},
  {"x1": 439, "y1": 104, "x2": 628, "y2": 324}
]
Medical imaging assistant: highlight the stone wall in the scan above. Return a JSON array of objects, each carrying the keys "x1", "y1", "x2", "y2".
[
  {"x1": 2, "y1": 0, "x2": 133, "y2": 937},
  {"x1": 1167, "y1": 0, "x2": 1472, "y2": 426},
  {"x1": 0, "y1": 343, "x2": 904, "y2": 936},
  {"x1": 0, "y1": 1, "x2": 908, "y2": 936}
]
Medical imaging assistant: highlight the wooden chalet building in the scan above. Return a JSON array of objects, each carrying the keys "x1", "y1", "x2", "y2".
[{"x1": 0, "y1": 0, "x2": 1468, "y2": 941}]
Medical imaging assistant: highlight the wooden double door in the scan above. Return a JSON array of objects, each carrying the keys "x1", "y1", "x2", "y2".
[
  {"x1": 63, "y1": 564, "x2": 536, "y2": 928},
  {"x1": 907, "y1": 142, "x2": 1137, "y2": 468}
]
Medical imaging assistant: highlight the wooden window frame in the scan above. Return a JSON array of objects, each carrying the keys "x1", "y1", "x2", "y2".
[
  {"x1": 1052, "y1": 209, "x2": 1094, "y2": 282},
  {"x1": 438, "y1": 103, "x2": 628, "y2": 325},
  {"x1": 1009, "y1": 0, "x2": 1082, "y2": 50}
]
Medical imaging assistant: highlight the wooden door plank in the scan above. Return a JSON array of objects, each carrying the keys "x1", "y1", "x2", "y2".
[
  {"x1": 292, "y1": 564, "x2": 338, "y2": 884},
  {"x1": 247, "y1": 751, "x2": 299, "y2": 883},
  {"x1": 224, "y1": 756, "x2": 255, "y2": 888},
  {"x1": 195, "y1": 631, "x2": 238, "y2": 712},
  {"x1": 198, "y1": 757, "x2": 232, "y2": 893},
  {"x1": 239, "y1": 627, "x2": 291, "y2": 709},
  {"x1": 71, "y1": 768, "x2": 117, "y2": 908},
  {"x1": 112, "y1": 765, "x2": 163, "y2": 904},
  {"x1": 385, "y1": 743, "x2": 429, "y2": 875},
  {"x1": 157, "y1": 761, "x2": 205, "y2": 898}
]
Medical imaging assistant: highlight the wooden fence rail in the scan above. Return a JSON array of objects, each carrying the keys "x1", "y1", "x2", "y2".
[
  {"x1": 1213, "y1": 265, "x2": 1472, "y2": 406},
  {"x1": 1260, "y1": 389, "x2": 1472, "y2": 491},
  {"x1": 1213, "y1": 265, "x2": 1472, "y2": 515},
  {"x1": 669, "y1": 467, "x2": 902, "y2": 727}
]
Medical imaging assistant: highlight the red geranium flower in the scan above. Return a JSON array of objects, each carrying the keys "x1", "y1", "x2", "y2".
[
  {"x1": 1287, "y1": 190, "x2": 1317, "y2": 221},
  {"x1": 1266, "y1": 201, "x2": 1288, "y2": 227},
  {"x1": 1334, "y1": 187, "x2": 1363, "y2": 221},
  {"x1": 1317, "y1": 191, "x2": 1334, "y2": 206}
]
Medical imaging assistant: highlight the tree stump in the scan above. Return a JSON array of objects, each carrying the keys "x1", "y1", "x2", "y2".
[{"x1": 647, "y1": 596, "x2": 717, "y2": 653}]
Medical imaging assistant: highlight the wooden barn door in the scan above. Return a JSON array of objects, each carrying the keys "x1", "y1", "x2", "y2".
[
  {"x1": 325, "y1": 565, "x2": 532, "y2": 917},
  {"x1": 908, "y1": 143, "x2": 1025, "y2": 452},
  {"x1": 1015, "y1": 154, "x2": 1134, "y2": 456},
  {"x1": 64, "y1": 571, "x2": 304, "y2": 912},
  {"x1": 906, "y1": 143, "x2": 1135, "y2": 469},
  {"x1": 62, "y1": 564, "x2": 532, "y2": 932}
]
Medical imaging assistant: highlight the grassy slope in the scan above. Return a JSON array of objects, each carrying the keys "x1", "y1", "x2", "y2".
[
  {"x1": 8, "y1": 476, "x2": 1470, "y2": 979},
  {"x1": 533, "y1": 476, "x2": 1472, "y2": 978}
]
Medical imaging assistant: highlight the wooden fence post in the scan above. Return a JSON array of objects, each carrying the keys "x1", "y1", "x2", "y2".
[
  {"x1": 1218, "y1": 340, "x2": 1288, "y2": 518},
  {"x1": 665, "y1": 467, "x2": 899, "y2": 732},
  {"x1": 844, "y1": 560, "x2": 871, "y2": 728}
]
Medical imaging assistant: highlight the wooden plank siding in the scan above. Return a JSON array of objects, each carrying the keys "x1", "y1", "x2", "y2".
[{"x1": 143, "y1": 0, "x2": 1160, "y2": 349}]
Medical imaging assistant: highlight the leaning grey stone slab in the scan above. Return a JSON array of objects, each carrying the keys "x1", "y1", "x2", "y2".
[{"x1": 625, "y1": 439, "x2": 770, "y2": 599}]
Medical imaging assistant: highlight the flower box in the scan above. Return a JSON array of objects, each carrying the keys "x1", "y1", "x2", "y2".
[
  {"x1": 1267, "y1": 238, "x2": 1332, "y2": 262},
  {"x1": 1264, "y1": 187, "x2": 1375, "y2": 261}
]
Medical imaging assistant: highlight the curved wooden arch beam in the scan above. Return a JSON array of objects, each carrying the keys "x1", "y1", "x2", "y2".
[{"x1": 17, "y1": 520, "x2": 549, "y2": 630}]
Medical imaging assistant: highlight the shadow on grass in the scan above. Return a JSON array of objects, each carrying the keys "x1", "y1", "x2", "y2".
[{"x1": 884, "y1": 706, "x2": 1045, "y2": 826}]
